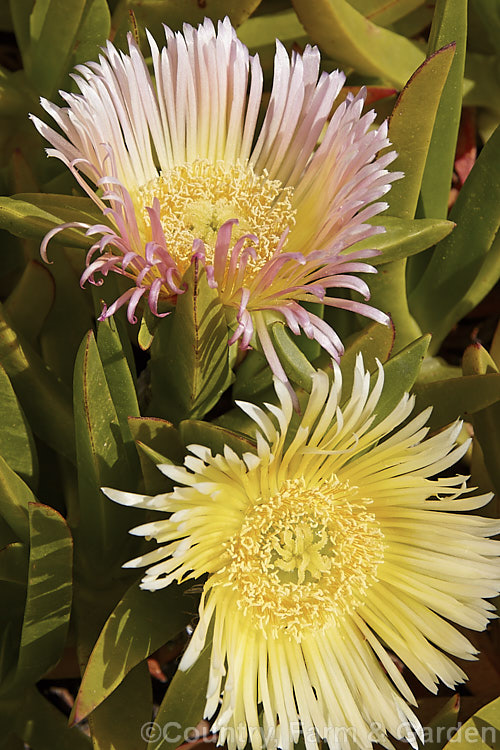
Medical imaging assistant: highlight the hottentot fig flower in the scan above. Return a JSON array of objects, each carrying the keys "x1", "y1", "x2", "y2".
[
  {"x1": 105, "y1": 355, "x2": 500, "y2": 750},
  {"x1": 33, "y1": 18, "x2": 400, "y2": 386}
]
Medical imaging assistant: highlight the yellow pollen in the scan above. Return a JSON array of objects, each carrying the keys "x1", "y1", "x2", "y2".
[
  {"x1": 218, "y1": 477, "x2": 384, "y2": 640},
  {"x1": 137, "y1": 160, "x2": 296, "y2": 277}
]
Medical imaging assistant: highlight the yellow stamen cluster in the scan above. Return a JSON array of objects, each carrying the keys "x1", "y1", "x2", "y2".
[
  {"x1": 219, "y1": 477, "x2": 385, "y2": 640},
  {"x1": 137, "y1": 159, "x2": 296, "y2": 276}
]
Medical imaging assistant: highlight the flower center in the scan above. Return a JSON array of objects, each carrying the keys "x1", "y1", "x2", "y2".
[
  {"x1": 219, "y1": 477, "x2": 384, "y2": 640},
  {"x1": 137, "y1": 160, "x2": 296, "y2": 276}
]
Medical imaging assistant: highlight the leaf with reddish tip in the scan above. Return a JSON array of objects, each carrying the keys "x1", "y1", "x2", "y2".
[{"x1": 443, "y1": 696, "x2": 500, "y2": 750}]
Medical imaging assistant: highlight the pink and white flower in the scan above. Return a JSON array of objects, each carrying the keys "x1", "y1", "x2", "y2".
[{"x1": 32, "y1": 18, "x2": 400, "y2": 382}]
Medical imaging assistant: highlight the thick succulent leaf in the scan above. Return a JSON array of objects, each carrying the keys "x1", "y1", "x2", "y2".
[
  {"x1": 349, "y1": 0, "x2": 427, "y2": 26},
  {"x1": 416, "y1": 355, "x2": 461, "y2": 384},
  {"x1": 410, "y1": 124, "x2": 500, "y2": 352},
  {"x1": 83, "y1": 663, "x2": 152, "y2": 750},
  {"x1": 128, "y1": 417, "x2": 183, "y2": 456},
  {"x1": 348, "y1": 217, "x2": 455, "y2": 264},
  {"x1": 15, "y1": 687, "x2": 92, "y2": 750},
  {"x1": 15, "y1": 503, "x2": 72, "y2": 686},
  {"x1": 368, "y1": 46, "x2": 454, "y2": 350},
  {"x1": 0, "y1": 304, "x2": 75, "y2": 463},
  {"x1": 3, "y1": 261, "x2": 54, "y2": 344},
  {"x1": 73, "y1": 331, "x2": 143, "y2": 586},
  {"x1": 96, "y1": 319, "x2": 140, "y2": 472},
  {"x1": 418, "y1": 0, "x2": 467, "y2": 219},
  {"x1": 0, "y1": 456, "x2": 32, "y2": 545},
  {"x1": 269, "y1": 322, "x2": 316, "y2": 392},
  {"x1": 0, "y1": 194, "x2": 106, "y2": 249},
  {"x1": 73, "y1": 582, "x2": 195, "y2": 722},
  {"x1": 365, "y1": 260, "x2": 422, "y2": 352},
  {"x1": 39, "y1": 248, "x2": 95, "y2": 387},
  {"x1": 413, "y1": 373, "x2": 500, "y2": 430},
  {"x1": 464, "y1": 53, "x2": 500, "y2": 117},
  {"x1": 25, "y1": 0, "x2": 110, "y2": 99},
  {"x1": 149, "y1": 642, "x2": 212, "y2": 750},
  {"x1": 0, "y1": 581, "x2": 27, "y2": 691},
  {"x1": 113, "y1": 0, "x2": 263, "y2": 50},
  {"x1": 8, "y1": 0, "x2": 32, "y2": 67},
  {"x1": 128, "y1": 416, "x2": 185, "y2": 493},
  {"x1": 180, "y1": 420, "x2": 257, "y2": 458},
  {"x1": 443, "y1": 696, "x2": 500, "y2": 750},
  {"x1": 471, "y1": 0, "x2": 500, "y2": 50},
  {"x1": 0, "y1": 543, "x2": 28, "y2": 586},
  {"x1": 232, "y1": 350, "x2": 274, "y2": 400},
  {"x1": 389, "y1": 3, "x2": 434, "y2": 39},
  {"x1": 291, "y1": 0, "x2": 424, "y2": 88},
  {"x1": 386, "y1": 44, "x2": 456, "y2": 219},
  {"x1": 150, "y1": 260, "x2": 233, "y2": 423},
  {"x1": 371, "y1": 334, "x2": 431, "y2": 426},
  {"x1": 419, "y1": 695, "x2": 460, "y2": 750},
  {"x1": 340, "y1": 320, "x2": 395, "y2": 397},
  {"x1": 138, "y1": 309, "x2": 158, "y2": 351},
  {"x1": 0, "y1": 364, "x2": 37, "y2": 486},
  {"x1": 238, "y1": 8, "x2": 309, "y2": 74},
  {"x1": 462, "y1": 343, "x2": 500, "y2": 495}
]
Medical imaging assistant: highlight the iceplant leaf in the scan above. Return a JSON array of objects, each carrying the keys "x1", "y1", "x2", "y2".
[
  {"x1": 0, "y1": 364, "x2": 37, "y2": 487},
  {"x1": 180, "y1": 420, "x2": 257, "y2": 458},
  {"x1": 232, "y1": 349, "x2": 274, "y2": 401},
  {"x1": 72, "y1": 581, "x2": 195, "y2": 723},
  {"x1": 128, "y1": 416, "x2": 185, "y2": 494},
  {"x1": 370, "y1": 334, "x2": 431, "y2": 427},
  {"x1": 419, "y1": 695, "x2": 460, "y2": 750},
  {"x1": 27, "y1": 0, "x2": 110, "y2": 99},
  {"x1": 0, "y1": 542, "x2": 29, "y2": 586},
  {"x1": 150, "y1": 260, "x2": 233, "y2": 423},
  {"x1": 418, "y1": 0, "x2": 467, "y2": 219},
  {"x1": 3, "y1": 261, "x2": 54, "y2": 345},
  {"x1": 15, "y1": 503, "x2": 72, "y2": 686},
  {"x1": 386, "y1": 43, "x2": 456, "y2": 219},
  {"x1": 462, "y1": 343, "x2": 500, "y2": 496},
  {"x1": 149, "y1": 642, "x2": 212, "y2": 750},
  {"x1": 0, "y1": 454, "x2": 32, "y2": 545},
  {"x1": 270, "y1": 322, "x2": 317, "y2": 392},
  {"x1": 348, "y1": 216, "x2": 455, "y2": 264},
  {"x1": 0, "y1": 303, "x2": 75, "y2": 463},
  {"x1": 442, "y1": 695, "x2": 500, "y2": 750},
  {"x1": 340, "y1": 320, "x2": 395, "y2": 397},
  {"x1": 37, "y1": 247, "x2": 95, "y2": 387},
  {"x1": 73, "y1": 331, "x2": 144, "y2": 586},
  {"x1": 413, "y1": 372, "x2": 500, "y2": 430},
  {"x1": 410, "y1": 123, "x2": 500, "y2": 353},
  {"x1": 291, "y1": 0, "x2": 425, "y2": 88},
  {"x1": 113, "y1": 0, "x2": 263, "y2": 50},
  {"x1": 368, "y1": 44, "x2": 455, "y2": 350},
  {"x1": 96, "y1": 319, "x2": 140, "y2": 473},
  {"x1": 0, "y1": 195, "x2": 95, "y2": 249},
  {"x1": 348, "y1": 0, "x2": 428, "y2": 27},
  {"x1": 238, "y1": 8, "x2": 309, "y2": 74},
  {"x1": 16, "y1": 686, "x2": 92, "y2": 750},
  {"x1": 82, "y1": 663, "x2": 152, "y2": 750},
  {"x1": 9, "y1": 0, "x2": 33, "y2": 68}
]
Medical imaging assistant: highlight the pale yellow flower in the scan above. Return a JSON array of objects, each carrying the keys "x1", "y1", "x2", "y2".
[{"x1": 105, "y1": 357, "x2": 500, "y2": 750}]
